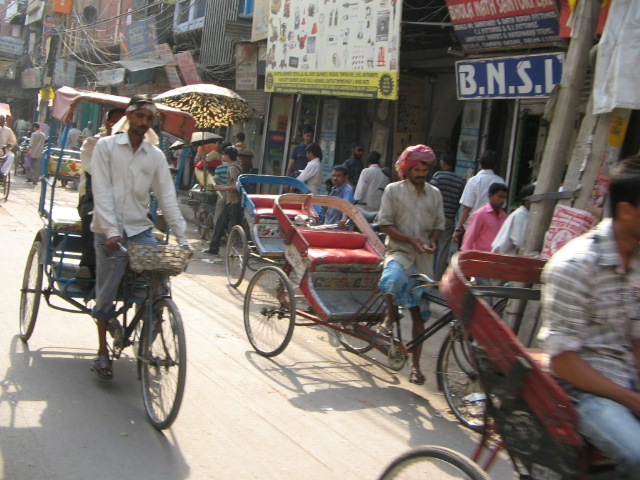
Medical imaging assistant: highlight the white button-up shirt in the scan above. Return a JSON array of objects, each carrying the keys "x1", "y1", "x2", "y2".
[
  {"x1": 297, "y1": 157, "x2": 323, "y2": 195},
  {"x1": 90, "y1": 133, "x2": 187, "y2": 244}
]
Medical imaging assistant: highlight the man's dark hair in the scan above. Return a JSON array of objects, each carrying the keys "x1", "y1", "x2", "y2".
[
  {"x1": 441, "y1": 152, "x2": 456, "y2": 170},
  {"x1": 129, "y1": 93, "x2": 154, "y2": 106},
  {"x1": 332, "y1": 165, "x2": 347, "y2": 175},
  {"x1": 302, "y1": 125, "x2": 314, "y2": 135},
  {"x1": 609, "y1": 156, "x2": 640, "y2": 218},
  {"x1": 367, "y1": 151, "x2": 381, "y2": 165},
  {"x1": 488, "y1": 182, "x2": 508, "y2": 195},
  {"x1": 479, "y1": 149, "x2": 498, "y2": 170},
  {"x1": 518, "y1": 183, "x2": 535, "y2": 204},
  {"x1": 106, "y1": 108, "x2": 125, "y2": 121},
  {"x1": 219, "y1": 141, "x2": 232, "y2": 151},
  {"x1": 236, "y1": 132, "x2": 245, "y2": 142},
  {"x1": 306, "y1": 142, "x2": 322, "y2": 158},
  {"x1": 224, "y1": 146, "x2": 238, "y2": 162},
  {"x1": 32, "y1": 123, "x2": 40, "y2": 129}
]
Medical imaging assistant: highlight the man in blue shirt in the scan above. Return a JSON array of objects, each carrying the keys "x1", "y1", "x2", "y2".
[
  {"x1": 324, "y1": 165, "x2": 354, "y2": 229},
  {"x1": 286, "y1": 126, "x2": 314, "y2": 177}
]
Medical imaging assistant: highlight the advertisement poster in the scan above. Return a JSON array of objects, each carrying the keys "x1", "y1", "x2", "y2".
[
  {"x1": 541, "y1": 205, "x2": 595, "y2": 260},
  {"x1": 120, "y1": 18, "x2": 157, "y2": 58},
  {"x1": 455, "y1": 100, "x2": 482, "y2": 179},
  {"x1": 236, "y1": 44, "x2": 258, "y2": 91},
  {"x1": 265, "y1": 0, "x2": 401, "y2": 100},
  {"x1": 319, "y1": 98, "x2": 339, "y2": 182},
  {"x1": 446, "y1": 0, "x2": 559, "y2": 51}
]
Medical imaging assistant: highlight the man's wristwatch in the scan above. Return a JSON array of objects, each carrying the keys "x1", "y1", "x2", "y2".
[{"x1": 455, "y1": 229, "x2": 462, "y2": 232}]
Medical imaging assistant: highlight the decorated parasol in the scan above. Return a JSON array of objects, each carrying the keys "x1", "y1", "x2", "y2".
[{"x1": 153, "y1": 84, "x2": 254, "y2": 129}]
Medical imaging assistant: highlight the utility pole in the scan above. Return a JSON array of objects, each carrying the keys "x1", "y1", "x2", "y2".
[{"x1": 521, "y1": 0, "x2": 601, "y2": 255}]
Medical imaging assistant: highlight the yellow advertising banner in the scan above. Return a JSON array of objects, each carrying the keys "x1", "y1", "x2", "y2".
[
  {"x1": 266, "y1": 0, "x2": 401, "y2": 100},
  {"x1": 53, "y1": 0, "x2": 73, "y2": 15},
  {"x1": 265, "y1": 71, "x2": 398, "y2": 100}
]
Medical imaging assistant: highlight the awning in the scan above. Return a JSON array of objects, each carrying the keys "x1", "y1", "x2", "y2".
[{"x1": 118, "y1": 58, "x2": 166, "y2": 72}]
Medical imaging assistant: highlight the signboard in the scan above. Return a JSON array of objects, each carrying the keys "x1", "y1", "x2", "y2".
[
  {"x1": 456, "y1": 53, "x2": 564, "y2": 100},
  {"x1": 175, "y1": 51, "x2": 202, "y2": 85},
  {"x1": 164, "y1": 66, "x2": 183, "y2": 88},
  {"x1": 236, "y1": 44, "x2": 258, "y2": 91},
  {"x1": 53, "y1": 59, "x2": 76, "y2": 87},
  {"x1": 53, "y1": 0, "x2": 73, "y2": 15},
  {"x1": 252, "y1": 0, "x2": 269, "y2": 42},
  {"x1": 265, "y1": 0, "x2": 401, "y2": 100},
  {"x1": 0, "y1": 35, "x2": 25, "y2": 56},
  {"x1": 120, "y1": 18, "x2": 157, "y2": 58},
  {"x1": 22, "y1": 67, "x2": 42, "y2": 88},
  {"x1": 541, "y1": 205, "x2": 595, "y2": 260},
  {"x1": 96, "y1": 68, "x2": 126, "y2": 86},
  {"x1": 156, "y1": 43, "x2": 176, "y2": 65},
  {"x1": 446, "y1": 0, "x2": 558, "y2": 51}
]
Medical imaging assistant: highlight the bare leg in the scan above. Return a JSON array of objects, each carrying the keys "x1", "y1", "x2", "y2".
[
  {"x1": 382, "y1": 294, "x2": 398, "y2": 330},
  {"x1": 408, "y1": 306, "x2": 424, "y2": 376}
]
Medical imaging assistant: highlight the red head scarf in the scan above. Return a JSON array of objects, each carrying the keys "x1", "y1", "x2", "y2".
[{"x1": 395, "y1": 144, "x2": 436, "y2": 178}]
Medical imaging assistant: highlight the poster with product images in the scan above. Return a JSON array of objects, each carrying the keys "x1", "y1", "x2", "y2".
[{"x1": 265, "y1": 0, "x2": 401, "y2": 100}]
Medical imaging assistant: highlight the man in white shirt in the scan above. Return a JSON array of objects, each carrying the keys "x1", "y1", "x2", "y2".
[
  {"x1": 353, "y1": 150, "x2": 389, "y2": 211},
  {"x1": 0, "y1": 115, "x2": 16, "y2": 181},
  {"x1": 296, "y1": 142, "x2": 323, "y2": 195},
  {"x1": 66, "y1": 122, "x2": 82, "y2": 149},
  {"x1": 452, "y1": 149, "x2": 505, "y2": 244},
  {"x1": 491, "y1": 183, "x2": 534, "y2": 255},
  {"x1": 26, "y1": 123, "x2": 46, "y2": 184},
  {"x1": 81, "y1": 121, "x2": 93, "y2": 140},
  {"x1": 90, "y1": 95, "x2": 189, "y2": 380}
]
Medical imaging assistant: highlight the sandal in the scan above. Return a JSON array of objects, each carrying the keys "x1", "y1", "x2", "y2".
[
  {"x1": 377, "y1": 324, "x2": 393, "y2": 337},
  {"x1": 92, "y1": 354, "x2": 113, "y2": 380},
  {"x1": 409, "y1": 369, "x2": 426, "y2": 385}
]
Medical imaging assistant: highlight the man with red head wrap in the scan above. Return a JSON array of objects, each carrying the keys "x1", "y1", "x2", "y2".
[{"x1": 376, "y1": 144, "x2": 445, "y2": 385}]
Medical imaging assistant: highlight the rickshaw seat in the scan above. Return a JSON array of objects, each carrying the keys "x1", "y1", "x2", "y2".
[
  {"x1": 45, "y1": 206, "x2": 82, "y2": 233},
  {"x1": 249, "y1": 194, "x2": 310, "y2": 222},
  {"x1": 298, "y1": 230, "x2": 381, "y2": 266}
]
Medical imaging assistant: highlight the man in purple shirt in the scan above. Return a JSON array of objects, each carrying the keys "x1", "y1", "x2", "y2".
[{"x1": 461, "y1": 182, "x2": 508, "y2": 252}]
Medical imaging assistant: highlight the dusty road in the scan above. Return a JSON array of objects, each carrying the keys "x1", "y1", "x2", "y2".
[{"x1": 0, "y1": 174, "x2": 514, "y2": 479}]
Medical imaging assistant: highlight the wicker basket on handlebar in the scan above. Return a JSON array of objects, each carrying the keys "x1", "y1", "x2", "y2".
[{"x1": 127, "y1": 244, "x2": 191, "y2": 276}]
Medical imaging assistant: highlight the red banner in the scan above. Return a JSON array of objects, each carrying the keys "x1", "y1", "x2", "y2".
[{"x1": 53, "y1": 0, "x2": 73, "y2": 15}]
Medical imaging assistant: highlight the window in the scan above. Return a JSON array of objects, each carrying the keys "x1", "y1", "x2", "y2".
[{"x1": 174, "y1": 0, "x2": 205, "y2": 33}]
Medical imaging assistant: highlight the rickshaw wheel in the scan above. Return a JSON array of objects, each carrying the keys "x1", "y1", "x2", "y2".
[
  {"x1": 436, "y1": 299, "x2": 507, "y2": 432},
  {"x1": 206, "y1": 213, "x2": 215, "y2": 240},
  {"x1": 226, "y1": 225, "x2": 248, "y2": 288},
  {"x1": 378, "y1": 445, "x2": 489, "y2": 480},
  {"x1": 139, "y1": 298, "x2": 186, "y2": 430},
  {"x1": 2, "y1": 171, "x2": 10, "y2": 201},
  {"x1": 20, "y1": 240, "x2": 44, "y2": 341},
  {"x1": 335, "y1": 328, "x2": 374, "y2": 354},
  {"x1": 197, "y1": 210, "x2": 209, "y2": 239},
  {"x1": 244, "y1": 266, "x2": 295, "y2": 357},
  {"x1": 387, "y1": 343, "x2": 407, "y2": 371}
]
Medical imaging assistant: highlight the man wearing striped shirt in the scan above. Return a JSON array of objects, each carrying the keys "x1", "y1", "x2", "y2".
[
  {"x1": 538, "y1": 157, "x2": 640, "y2": 478},
  {"x1": 430, "y1": 152, "x2": 465, "y2": 280}
]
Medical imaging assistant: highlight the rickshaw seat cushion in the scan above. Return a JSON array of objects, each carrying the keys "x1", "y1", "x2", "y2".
[
  {"x1": 46, "y1": 206, "x2": 82, "y2": 232},
  {"x1": 307, "y1": 247, "x2": 380, "y2": 265},
  {"x1": 300, "y1": 230, "x2": 381, "y2": 266},
  {"x1": 249, "y1": 195, "x2": 308, "y2": 221}
]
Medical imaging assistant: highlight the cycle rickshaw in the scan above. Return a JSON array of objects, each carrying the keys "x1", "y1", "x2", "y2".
[
  {"x1": 18, "y1": 86, "x2": 196, "y2": 429},
  {"x1": 225, "y1": 174, "x2": 311, "y2": 287},
  {"x1": 243, "y1": 194, "x2": 511, "y2": 428},
  {"x1": 378, "y1": 251, "x2": 614, "y2": 479}
]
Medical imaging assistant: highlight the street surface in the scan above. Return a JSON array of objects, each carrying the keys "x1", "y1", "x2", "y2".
[{"x1": 0, "y1": 172, "x2": 515, "y2": 479}]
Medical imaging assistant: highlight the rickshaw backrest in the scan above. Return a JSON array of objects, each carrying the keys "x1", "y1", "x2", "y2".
[{"x1": 440, "y1": 251, "x2": 587, "y2": 479}]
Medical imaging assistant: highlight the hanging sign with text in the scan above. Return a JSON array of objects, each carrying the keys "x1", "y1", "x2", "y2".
[
  {"x1": 456, "y1": 53, "x2": 564, "y2": 99},
  {"x1": 446, "y1": 0, "x2": 559, "y2": 51}
]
